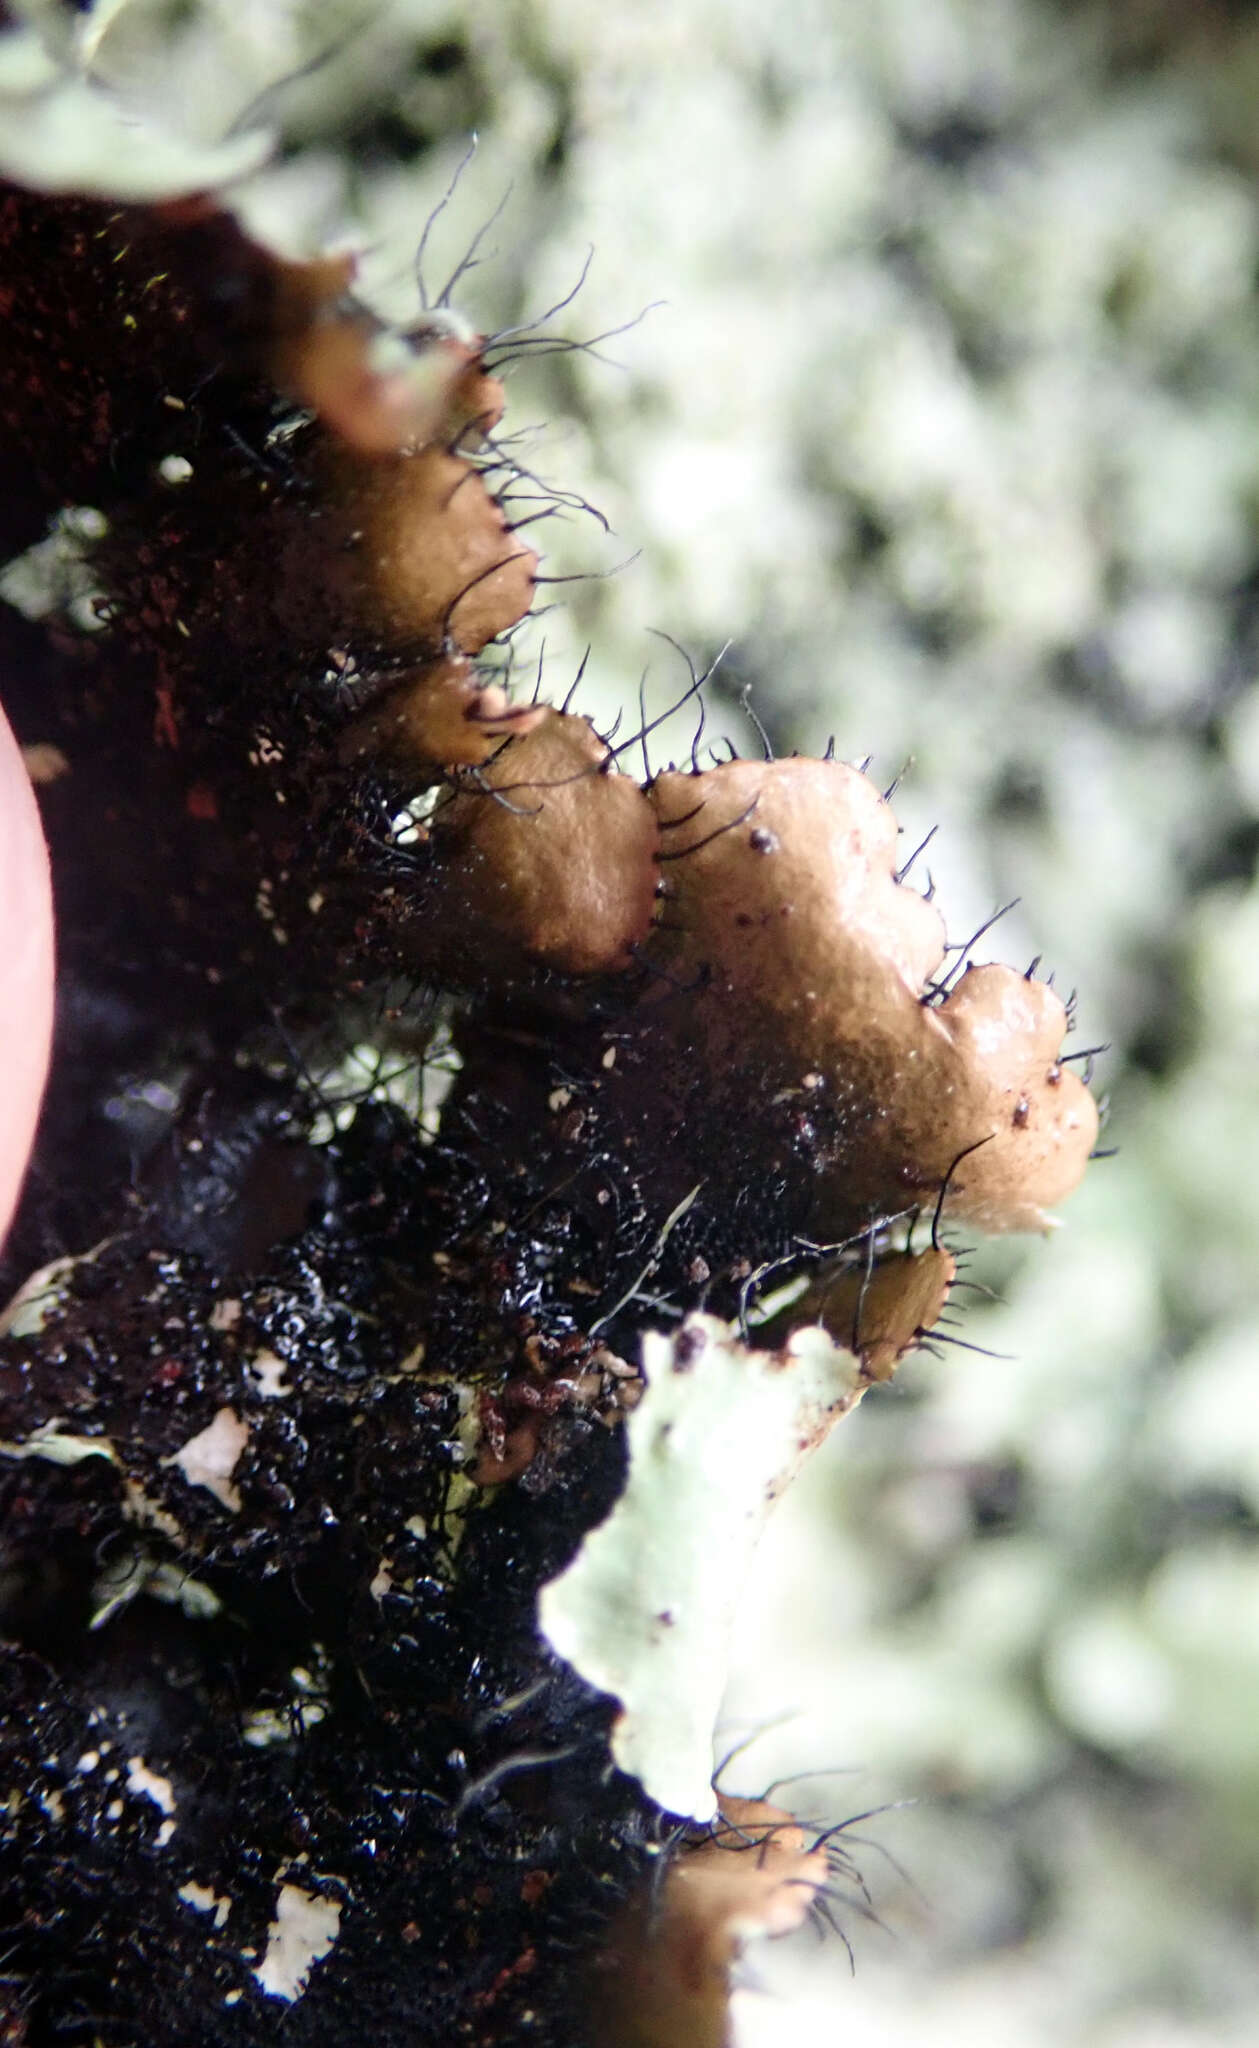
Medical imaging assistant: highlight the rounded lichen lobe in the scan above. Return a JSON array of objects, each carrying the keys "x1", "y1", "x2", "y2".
[
  {"x1": 931, "y1": 963, "x2": 1099, "y2": 1231},
  {"x1": 337, "y1": 652, "x2": 548, "y2": 773},
  {"x1": 303, "y1": 439, "x2": 538, "y2": 657},
  {"x1": 639, "y1": 755, "x2": 1095, "y2": 1232},
  {"x1": 649, "y1": 755, "x2": 947, "y2": 1009},
  {"x1": 432, "y1": 711, "x2": 660, "y2": 976},
  {"x1": 591, "y1": 1795, "x2": 829, "y2": 2048},
  {"x1": 788, "y1": 1244, "x2": 958, "y2": 1380}
]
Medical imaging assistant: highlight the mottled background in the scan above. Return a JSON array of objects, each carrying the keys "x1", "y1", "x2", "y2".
[{"x1": 8, "y1": 2, "x2": 1259, "y2": 2041}]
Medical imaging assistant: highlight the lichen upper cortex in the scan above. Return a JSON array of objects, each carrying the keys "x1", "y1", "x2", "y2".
[
  {"x1": 404, "y1": 726, "x2": 1092, "y2": 1245},
  {"x1": 591, "y1": 1796, "x2": 829, "y2": 2048},
  {"x1": 337, "y1": 652, "x2": 548, "y2": 774},
  {"x1": 429, "y1": 711, "x2": 661, "y2": 977},
  {"x1": 769, "y1": 1244, "x2": 958, "y2": 1382},
  {"x1": 538, "y1": 1314, "x2": 865, "y2": 1823},
  {"x1": 642, "y1": 755, "x2": 1097, "y2": 1233},
  {"x1": 394, "y1": 728, "x2": 1095, "y2": 1233}
]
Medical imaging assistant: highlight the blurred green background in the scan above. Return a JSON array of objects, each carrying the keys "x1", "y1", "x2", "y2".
[{"x1": 9, "y1": 1, "x2": 1259, "y2": 2040}]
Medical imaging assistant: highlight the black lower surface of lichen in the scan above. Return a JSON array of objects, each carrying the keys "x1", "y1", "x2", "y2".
[
  {"x1": 0, "y1": 1092, "x2": 661, "y2": 2046},
  {"x1": 0, "y1": 930, "x2": 850, "y2": 2042}
]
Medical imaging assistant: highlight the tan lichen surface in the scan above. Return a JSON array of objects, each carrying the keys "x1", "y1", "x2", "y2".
[
  {"x1": 146, "y1": 200, "x2": 496, "y2": 461},
  {"x1": 645, "y1": 757, "x2": 1097, "y2": 1231},
  {"x1": 430, "y1": 712, "x2": 661, "y2": 975},
  {"x1": 784, "y1": 1243, "x2": 957, "y2": 1381},
  {"x1": 591, "y1": 1796, "x2": 828, "y2": 2048},
  {"x1": 650, "y1": 756, "x2": 947, "y2": 1006},
  {"x1": 307, "y1": 441, "x2": 538, "y2": 656},
  {"x1": 677, "y1": 1796, "x2": 830, "y2": 1944},
  {"x1": 337, "y1": 653, "x2": 548, "y2": 774},
  {"x1": 282, "y1": 316, "x2": 503, "y2": 460},
  {"x1": 930, "y1": 961, "x2": 1098, "y2": 1231}
]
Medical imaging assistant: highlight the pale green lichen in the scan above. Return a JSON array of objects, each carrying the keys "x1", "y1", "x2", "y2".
[
  {"x1": 539, "y1": 1314, "x2": 863, "y2": 1820},
  {"x1": 0, "y1": 22, "x2": 269, "y2": 199},
  {"x1": 0, "y1": 1239, "x2": 116, "y2": 1340},
  {"x1": 0, "y1": 1419, "x2": 117, "y2": 1467}
]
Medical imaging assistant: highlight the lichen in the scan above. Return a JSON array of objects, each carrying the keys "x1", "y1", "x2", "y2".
[{"x1": 0, "y1": 89, "x2": 1097, "y2": 2048}]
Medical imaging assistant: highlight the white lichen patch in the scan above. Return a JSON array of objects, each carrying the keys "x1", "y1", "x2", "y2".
[
  {"x1": 246, "y1": 1349, "x2": 291, "y2": 1399},
  {"x1": 126, "y1": 1756, "x2": 176, "y2": 1822},
  {"x1": 538, "y1": 1314, "x2": 863, "y2": 1820},
  {"x1": 178, "y1": 1881, "x2": 231, "y2": 1929},
  {"x1": 122, "y1": 1479, "x2": 184, "y2": 1542},
  {"x1": 253, "y1": 1884, "x2": 342, "y2": 2002},
  {"x1": 0, "y1": 503, "x2": 110, "y2": 632},
  {"x1": 163, "y1": 1406, "x2": 248, "y2": 1512},
  {"x1": 240, "y1": 1709, "x2": 296, "y2": 1749},
  {"x1": 0, "y1": 25, "x2": 270, "y2": 200},
  {"x1": 241, "y1": 1647, "x2": 331, "y2": 1747},
  {"x1": 0, "y1": 1419, "x2": 116, "y2": 1468},
  {"x1": 90, "y1": 1547, "x2": 152, "y2": 1630}
]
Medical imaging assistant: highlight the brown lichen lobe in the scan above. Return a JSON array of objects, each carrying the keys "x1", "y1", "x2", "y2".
[
  {"x1": 4, "y1": 188, "x2": 1092, "y2": 1250},
  {"x1": 642, "y1": 756, "x2": 1097, "y2": 1232},
  {"x1": 302, "y1": 439, "x2": 538, "y2": 657},
  {"x1": 650, "y1": 756, "x2": 947, "y2": 1002},
  {"x1": 786, "y1": 1244, "x2": 958, "y2": 1381},
  {"x1": 151, "y1": 197, "x2": 503, "y2": 460},
  {"x1": 930, "y1": 962, "x2": 1098, "y2": 1229},
  {"x1": 591, "y1": 1795, "x2": 828, "y2": 2048},
  {"x1": 430, "y1": 712, "x2": 661, "y2": 975},
  {"x1": 283, "y1": 312, "x2": 504, "y2": 459},
  {"x1": 337, "y1": 653, "x2": 548, "y2": 773}
]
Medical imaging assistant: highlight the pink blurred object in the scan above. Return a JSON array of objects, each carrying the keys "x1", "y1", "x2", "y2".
[{"x1": 0, "y1": 700, "x2": 54, "y2": 1246}]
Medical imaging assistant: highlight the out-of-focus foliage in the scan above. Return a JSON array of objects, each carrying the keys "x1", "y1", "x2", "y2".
[{"x1": 7, "y1": 0, "x2": 1259, "y2": 2040}]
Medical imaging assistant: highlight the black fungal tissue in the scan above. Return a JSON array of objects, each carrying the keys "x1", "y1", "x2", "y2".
[
  {"x1": 0, "y1": 184, "x2": 660, "y2": 2048},
  {"x1": 0, "y1": 1082, "x2": 656, "y2": 2047}
]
